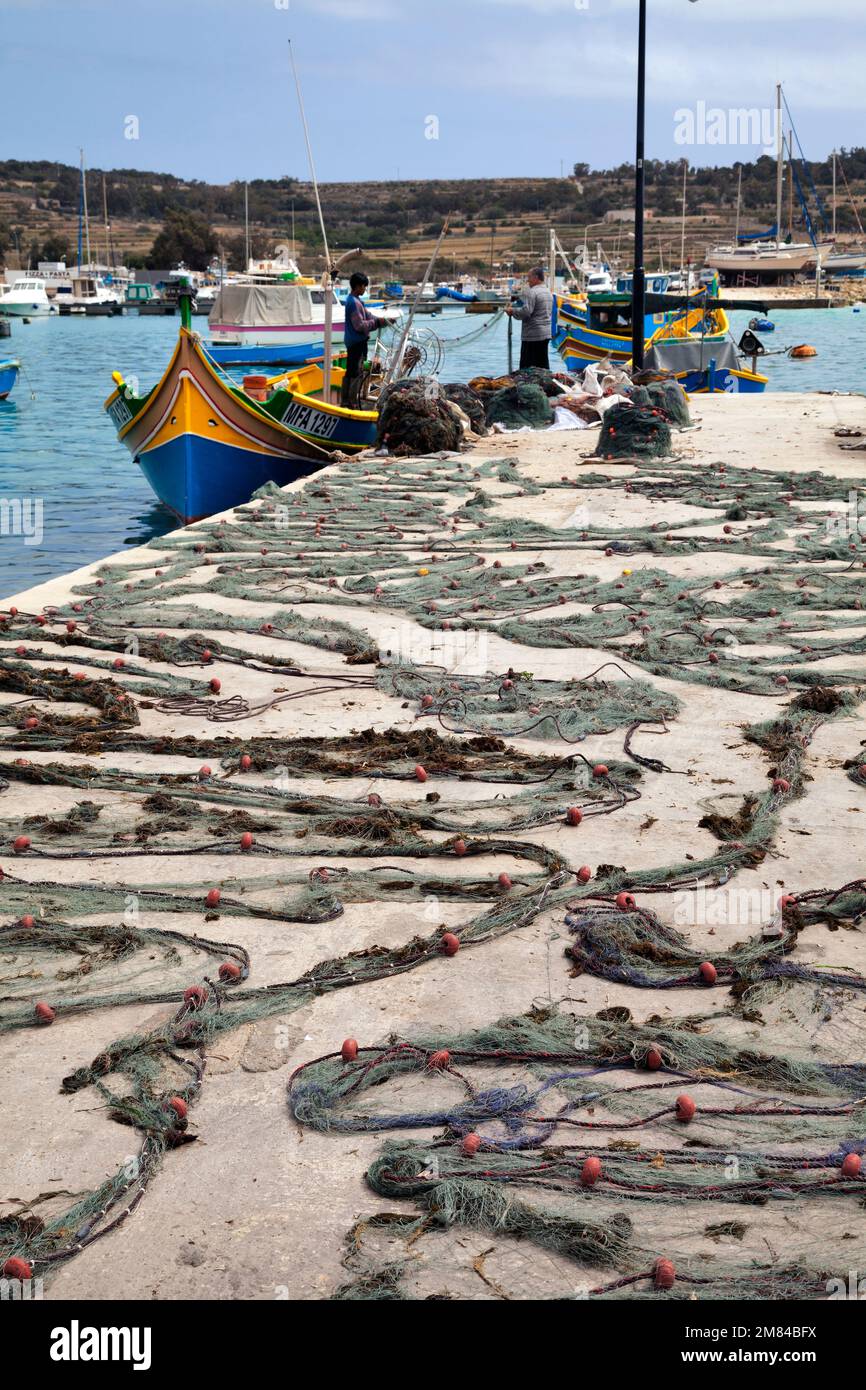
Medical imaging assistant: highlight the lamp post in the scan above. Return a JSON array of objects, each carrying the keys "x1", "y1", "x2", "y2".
[
  {"x1": 631, "y1": 0, "x2": 698, "y2": 369},
  {"x1": 631, "y1": 0, "x2": 648, "y2": 369}
]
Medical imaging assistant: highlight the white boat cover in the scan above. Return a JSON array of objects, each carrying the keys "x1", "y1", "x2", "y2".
[{"x1": 209, "y1": 283, "x2": 313, "y2": 328}]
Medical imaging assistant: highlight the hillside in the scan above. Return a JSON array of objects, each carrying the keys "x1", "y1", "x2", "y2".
[{"x1": 2, "y1": 153, "x2": 864, "y2": 278}]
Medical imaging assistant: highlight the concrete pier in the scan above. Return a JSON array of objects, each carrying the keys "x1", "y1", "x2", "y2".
[{"x1": 2, "y1": 392, "x2": 865, "y2": 1301}]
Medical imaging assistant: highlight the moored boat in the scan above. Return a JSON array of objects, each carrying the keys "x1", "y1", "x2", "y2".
[
  {"x1": 0, "y1": 358, "x2": 20, "y2": 399},
  {"x1": 0, "y1": 278, "x2": 53, "y2": 317},
  {"x1": 103, "y1": 295, "x2": 378, "y2": 523}
]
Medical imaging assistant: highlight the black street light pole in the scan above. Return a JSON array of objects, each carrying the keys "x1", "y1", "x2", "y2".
[{"x1": 631, "y1": 0, "x2": 648, "y2": 369}]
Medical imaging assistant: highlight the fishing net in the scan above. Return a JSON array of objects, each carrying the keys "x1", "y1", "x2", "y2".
[
  {"x1": 289, "y1": 1002, "x2": 866, "y2": 1300},
  {"x1": 375, "y1": 378, "x2": 463, "y2": 455},
  {"x1": 3, "y1": 411, "x2": 866, "y2": 1299},
  {"x1": 442, "y1": 383, "x2": 487, "y2": 435},
  {"x1": 593, "y1": 401, "x2": 673, "y2": 460},
  {"x1": 485, "y1": 383, "x2": 554, "y2": 431}
]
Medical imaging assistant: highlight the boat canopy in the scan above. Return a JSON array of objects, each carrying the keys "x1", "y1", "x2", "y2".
[
  {"x1": 209, "y1": 283, "x2": 313, "y2": 327},
  {"x1": 644, "y1": 337, "x2": 740, "y2": 375}
]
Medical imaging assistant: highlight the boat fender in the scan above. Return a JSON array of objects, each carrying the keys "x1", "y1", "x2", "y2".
[
  {"x1": 789, "y1": 344, "x2": 817, "y2": 359},
  {"x1": 243, "y1": 374, "x2": 271, "y2": 401}
]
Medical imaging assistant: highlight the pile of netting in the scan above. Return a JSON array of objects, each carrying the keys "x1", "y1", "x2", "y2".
[
  {"x1": 375, "y1": 378, "x2": 463, "y2": 455},
  {"x1": 288, "y1": 1004, "x2": 866, "y2": 1300},
  {"x1": 485, "y1": 382, "x2": 554, "y2": 431},
  {"x1": 593, "y1": 400, "x2": 673, "y2": 460}
]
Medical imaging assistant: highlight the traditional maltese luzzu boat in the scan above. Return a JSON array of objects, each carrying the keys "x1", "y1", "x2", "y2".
[{"x1": 104, "y1": 298, "x2": 377, "y2": 524}]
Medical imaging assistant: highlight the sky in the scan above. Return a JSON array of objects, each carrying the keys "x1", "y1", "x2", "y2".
[{"x1": 2, "y1": 0, "x2": 864, "y2": 184}]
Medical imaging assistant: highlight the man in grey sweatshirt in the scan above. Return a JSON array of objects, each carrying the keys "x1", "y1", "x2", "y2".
[{"x1": 506, "y1": 267, "x2": 553, "y2": 370}]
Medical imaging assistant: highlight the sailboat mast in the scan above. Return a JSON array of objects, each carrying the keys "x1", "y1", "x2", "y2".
[
  {"x1": 102, "y1": 174, "x2": 112, "y2": 269},
  {"x1": 81, "y1": 152, "x2": 92, "y2": 269},
  {"x1": 774, "y1": 83, "x2": 783, "y2": 248},
  {"x1": 679, "y1": 158, "x2": 687, "y2": 276},
  {"x1": 788, "y1": 131, "x2": 794, "y2": 238},
  {"x1": 77, "y1": 149, "x2": 84, "y2": 269},
  {"x1": 244, "y1": 183, "x2": 250, "y2": 270},
  {"x1": 734, "y1": 166, "x2": 742, "y2": 243},
  {"x1": 832, "y1": 150, "x2": 837, "y2": 238}
]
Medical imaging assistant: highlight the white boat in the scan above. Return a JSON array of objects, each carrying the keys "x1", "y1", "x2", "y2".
[
  {"x1": 207, "y1": 246, "x2": 348, "y2": 367},
  {"x1": 0, "y1": 277, "x2": 53, "y2": 316},
  {"x1": 57, "y1": 273, "x2": 123, "y2": 316}
]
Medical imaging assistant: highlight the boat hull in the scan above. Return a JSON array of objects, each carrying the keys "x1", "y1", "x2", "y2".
[
  {"x1": 104, "y1": 328, "x2": 377, "y2": 524},
  {"x1": 205, "y1": 341, "x2": 330, "y2": 369},
  {"x1": 136, "y1": 432, "x2": 321, "y2": 523},
  {"x1": 0, "y1": 361, "x2": 19, "y2": 399}
]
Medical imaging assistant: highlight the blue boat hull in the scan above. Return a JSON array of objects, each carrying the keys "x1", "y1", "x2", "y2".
[
  {"x1": 136, "y1": 433, "x2": 322, "y2": 523},
  {"x1": 205, "y1": 342, "x2": 330, "y2": 369},
  {"x1": 0, "y1": 362, "x2": 19, "y2": 400}
]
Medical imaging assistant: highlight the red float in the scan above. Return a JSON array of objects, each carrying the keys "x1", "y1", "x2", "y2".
[
  {"x1": 841, "y1": 1153, "x2": 862, "y2": 1178},
  {"x1": 653, "y1": 1257, "x2": 676, "y2": 1290},
  {"x1": 183, "y1": 985, "x2": 208, "y2": 1010},
  {"x1": 240, "y1": 832, "x2": 254, "y2": 851},
  {"x1": 240, "y1": 754, "x2": 252, "y2": 771},
  {"x1": 168, "y1": 1096, "x2": 187, "y2": 1119},
  {"x1": 209, "y1": 677, "x2": 221, "y2": 694},
  {"x1": 13, "y1": 836, "x2": 30, "y2": 853},
  {"x1": 772, "y1": 777, "x2": 790, "y2": 793},
  {"x1": 35, "y1": 1001, "x2": 55, "y2": 1025},
  {"x1": 462, "y1": 1133, "x2": 482, "y2": 1157},
  {"x1": 205, "y1": 888, "x2": 221, "y2": 908},
  {"x1": 615, "y1": 891, "x2": 636, "y2": 911},
  {"x1": 576, "y1": 866, "x2": 592, "y2": 884},
  {"x1": 498, "y1": 872, "x2": 512, "y2": 889},
  {"x1": 219, "y1": 961, "x2": 241, "y2": 982},
  {"x1": 198, "y1": 765, "x2": 212, "y2": 780},
  {"x1": 645, "y1": 1046, "x2": 663, "y2": 1070},
  {"x1": 581, "y1": 1155, "x2": 602, "y2": 1187},
  {"x1": 2, "y1": 1257, "x2": 32, "y2": 1280},
  {"x1": 428, "y1": 1049, "x2": 450, "y2": 1069},
  {"x1": 453, "y1": 839, "x2": 467, "y2": 856},
  {"x1": 699, "y1": 961, "x2": 717, "y2": 985},
  {"x1": 440, "y1": 932, "x2": 460, "y2": 956},
  {"x1": 675, "y1": 1094, "x2": 697, "y2": 1123},
  {"x1": 20, "y1": 914, "x2": 35, "y2": 929},
  {"x1": 566, "y1": 806, "x2": 583, "y2": 826},
  {"x1": 414, "y1": 765, "x2": 428, "y2": 782},
  {"x1": 592, "y1": 764, "x2": 609, "y2": 778}
]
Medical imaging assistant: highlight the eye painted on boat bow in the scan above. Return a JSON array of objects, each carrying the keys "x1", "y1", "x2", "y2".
[{"x1": 208, "y1": 419, "x2": 219, "y2": 428}]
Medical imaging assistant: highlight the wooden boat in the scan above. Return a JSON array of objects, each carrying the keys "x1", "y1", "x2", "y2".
[
  {"x1": 553, "y1": 276, "x2": 768, "y2": 394},
  {"x1": 103, "y1": 299, "x2": 377, "y2": 524},
  {"x1": 0, "y1": 358, "x2": 20, "y2": 400}
]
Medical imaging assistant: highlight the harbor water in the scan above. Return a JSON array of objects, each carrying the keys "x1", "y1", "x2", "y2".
[{"x1": 1, "y1": 304, "x2": 864, "y2": 595}]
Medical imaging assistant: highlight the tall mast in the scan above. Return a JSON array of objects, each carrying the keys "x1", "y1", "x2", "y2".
[
  {"x1": 832, "y1": 150, "x2": 837, "y2": 238},
  {"x1": 102, "y1": 174, "x2": 111, "y2": 268},
  {"x1": 679, "y1": 158, "x2": 687, "y2": 276},
  {"x1": 788, "y1": 131, "x2": 794, "y2": 238},
  {"x1": 244, "y1": 182, "x2": 250, "y2": 270},
  {"x1": 774, "y1": 83, "x2": 784, "y2": 248},
  {"x1": 734, "y1": 166, "x2": 742, "y2": 243},
  {"x1": 77, "y1": 149, "x2": 84, "y2": 268},
  {"x1": 81, "y1": 150, "x2": 92, "y2": 269}
]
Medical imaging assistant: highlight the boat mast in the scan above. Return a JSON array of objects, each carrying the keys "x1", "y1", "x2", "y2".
[
  {"x1": 679, "y1": 158, "x2": 687, "y2": 279},
  {"x1": 787, "y1": 131, "x2": 794, "y2": 239},
  {"x1": 102, "y1": 174, "x2": 113, "y2": 269},
  {"x1": 832, "y1": 150, "x2": 836, "y2": 238},
  {"x1": 774, "y1": 83, "x2": 783, "y2": 248},
  {"x1": 77, "y1": 150, "x2": 84, "y2": 270},
  {"x1": 244, "y1": 183, "x2": 250, "y2": 270},
  {"x1": 81, "y1": 150, "x2": 92, "y2": 270},
  {"x1": 734, "y1": 165, "x2": 742, "y2": 243},
  {"x1": 289, "y1": 40, "x2": 339, "y2": 403}
]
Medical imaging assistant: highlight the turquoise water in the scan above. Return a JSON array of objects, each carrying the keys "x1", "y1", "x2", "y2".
[{"x1": 1, "y1": 304, "x2": 864, "y2": 597}]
